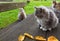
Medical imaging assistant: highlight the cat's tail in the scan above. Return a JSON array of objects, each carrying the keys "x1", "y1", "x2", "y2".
[{"x1": 18, "y1": 8, "x2": 27, "y2": 21}]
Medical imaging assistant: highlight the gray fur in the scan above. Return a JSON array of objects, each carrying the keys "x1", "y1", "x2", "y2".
[{"x1": 34, "y1": 6, "x2": 59, "y2": 31}]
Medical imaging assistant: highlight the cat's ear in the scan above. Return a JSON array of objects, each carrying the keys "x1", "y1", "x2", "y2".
[
  {"x1": 34, "y1": 6, "x2": 38, "y2": 9},
  {"x1": 53, "y1": 0, "x2": 57, "y2": 5}
]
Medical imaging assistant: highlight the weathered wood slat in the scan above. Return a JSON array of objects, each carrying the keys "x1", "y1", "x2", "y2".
[
  {"x1": 0, "y1": 0, "x2": 12, "y2": 1},
  {"x1": 0, "y1": 2, "x2": 26, "y2": 12}
]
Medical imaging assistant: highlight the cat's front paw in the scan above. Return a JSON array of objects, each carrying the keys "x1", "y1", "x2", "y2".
[
  {"x1": 40, "y1": 27, "x2": 47, "y2": 31},
  {"x1": 42, "y1": 28, "x2": 47, "y2": 31},
  {"x1": 39, "y1": 26, "x2": 43, "y2": 29},
  {"x1": 48, "y1": 28, "x2": 52, "y2": 31}
]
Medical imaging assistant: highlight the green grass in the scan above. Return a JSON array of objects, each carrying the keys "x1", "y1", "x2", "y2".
[
  {"x1": 0, "y1": 0, "x2": 59, "y2": 29},
  {"x1": 24, "y1": 1, "x2": 51, "y2": 14},
  {"x1": 0, "y1": 9, "x2": 19, "y2": 29},
  {"x1": 13, "y1": 0, "x2": 26, "y2": 2}
]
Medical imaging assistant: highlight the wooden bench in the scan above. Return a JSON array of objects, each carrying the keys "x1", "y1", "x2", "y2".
[{"x1": 0, "y1": 2, "x2": 26, "y2": 12}]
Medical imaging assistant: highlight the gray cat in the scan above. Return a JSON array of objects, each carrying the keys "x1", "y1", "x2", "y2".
[{"x1": 34, "y1": 6, "x2": 59, "y2": 31}]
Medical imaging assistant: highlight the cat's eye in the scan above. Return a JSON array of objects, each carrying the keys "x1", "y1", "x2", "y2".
[
  {"x1": 36, "y1": 11, "x2": 39, "y2": 14},
  {"x1": 39, "y1": 8, "x2": 42, "y2": 12}
]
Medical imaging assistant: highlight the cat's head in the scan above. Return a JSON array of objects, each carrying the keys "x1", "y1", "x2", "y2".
[
  {"x1": 34, "y1": 6, "x2": 50, "y2": 19},
  {"x1": 52, "y1": 1, "x2": 60, "y2": 11}
]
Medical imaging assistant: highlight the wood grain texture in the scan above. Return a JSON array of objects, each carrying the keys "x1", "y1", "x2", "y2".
[{"x1": 0, "y1": 14, "x2": 60, "y2": 41}]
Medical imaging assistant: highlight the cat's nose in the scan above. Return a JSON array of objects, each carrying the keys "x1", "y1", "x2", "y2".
[
  {"x1": 37, "y1": 15, "x2": 43, "y2": 18},
  {"x1": 40, "y1": 15, "x2": 43, "y2": 18}
]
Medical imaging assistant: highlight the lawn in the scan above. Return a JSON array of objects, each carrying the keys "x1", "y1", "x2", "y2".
[
  {"x1": 0, "y1": 9, "x2": 19, "y2": 29},
  {"x1": 0, "y1": 0, "x2": 59, "y2": 29}
]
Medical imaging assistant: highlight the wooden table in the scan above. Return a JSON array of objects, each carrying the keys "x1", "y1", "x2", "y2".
[{"x1": 0, "y1": 14, "x2": 60, "y2": 41}]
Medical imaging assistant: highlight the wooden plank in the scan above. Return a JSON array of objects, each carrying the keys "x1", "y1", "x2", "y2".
[
  {"x1": 0, "y1": 0, "x2": 12, "y2": 2},
  {"x1": 0, "y1": 14, "x2": 46, "y2": 41},
  {"x1": 46, "y1": 24, "x2": 60, "y2": 41},
  {"x1": 0, "y1": 2, "x2": 26, "y2": 12},
  {"x1": 0, "y1": 20, "x2": 20, "y2": 34}
]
